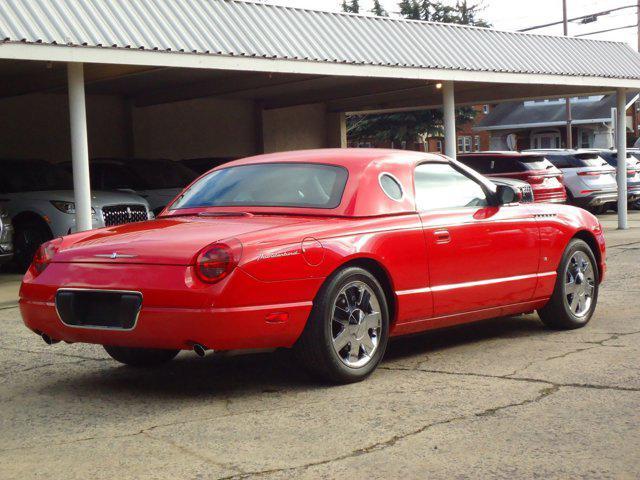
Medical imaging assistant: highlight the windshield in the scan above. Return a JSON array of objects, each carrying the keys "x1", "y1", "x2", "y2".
[
  {"x1": 0, "y1": 160, "x2": 73, "y2": 193},
  {"x1": 127, "y1": 160, "x2": 198, "y2": 189},
  {"x1": 171, "y1": 163, "x2": 349, "y2": 210}
]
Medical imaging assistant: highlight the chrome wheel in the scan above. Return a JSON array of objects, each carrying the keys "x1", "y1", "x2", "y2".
[
  {"x1": 564, "y1": 251, "x2": 595, "y2": 318},
  {"x1": 331, "y1": 281, "x2": 382, "y2": 368}
]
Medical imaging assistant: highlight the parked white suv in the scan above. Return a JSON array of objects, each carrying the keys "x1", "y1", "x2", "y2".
[
  {"x1": 61, "y1": 158, "x2": 198, "y2": 216},
  {"x1": 524, "y1": 149, "x2": 618, "y2": 212},
  {"x1": 0, "y1": 158, "x2": 152, "y2": 270}
]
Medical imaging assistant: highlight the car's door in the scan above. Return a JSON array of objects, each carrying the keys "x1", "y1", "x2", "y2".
[{"x1": 415, "y1": 162, "x2": 540, "y2": 317}]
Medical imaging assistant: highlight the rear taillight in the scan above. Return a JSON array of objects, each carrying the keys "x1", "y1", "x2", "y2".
[
  {"x1": 30, "y1": 238, "x2": 62, "y2": 276},
  {"x1": 627, "y1": 170, "x2": 635, "y2": 177},
  {"x1": 578, "y1": 171, "x2": 601, "y2": 177},
  {"x1": 194, "y1": 239, "x2": 242, "y2": 284},
  {"x1": 527, "y1": 176, "x2": 544, "y2": 184}
]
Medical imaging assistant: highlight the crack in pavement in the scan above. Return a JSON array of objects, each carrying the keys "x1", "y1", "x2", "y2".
[
  {"x1": 214, "y1": 385, "x2": 561, "y2": 480},
  {"x1": 0, "y1": 345, "x2": 107, "y2": 362},
  {"x1": 0, "y1": 357, "x2": 107, "y2": 380},
  {"x1": 0, "y1": 386, "x2": 441, "y2": 455},
  {"x1": 379, "y1": 365, "x2": 640, "y2": 392}
]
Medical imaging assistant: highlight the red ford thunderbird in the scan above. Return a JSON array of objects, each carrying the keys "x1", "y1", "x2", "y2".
[{"x1": 19, "y1": 149, "x2": 605, "y2": 383}]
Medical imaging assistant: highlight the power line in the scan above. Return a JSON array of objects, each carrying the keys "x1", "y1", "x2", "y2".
[
  {"x1": 574, "y1": 23, "x2": 637, "y2": 37},
  {"x1": 518, "y1": 4, "x2": 636, "y2": 32}
]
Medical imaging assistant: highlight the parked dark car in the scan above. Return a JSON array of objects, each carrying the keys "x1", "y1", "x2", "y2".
[
  {"x1": 458, "y1": 152, "x2": 566, "y2": 203},
  {"x1": 61, "y1": 158, "x2": 198, "y2": 216},
  {"x1": 0, "y1": 204, "x2": 14, "y2": 265},
  {"x1": 181, "y1": 157, "x2": 235, "y2": 175}
]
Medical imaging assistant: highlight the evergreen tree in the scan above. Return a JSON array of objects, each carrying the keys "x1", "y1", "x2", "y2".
[
  {"x1": 371, "y1": 0, "x2": 387, "y2": 16},
  {"x1": 341, "y1": 0, "x2": 360, "y2": 13}
]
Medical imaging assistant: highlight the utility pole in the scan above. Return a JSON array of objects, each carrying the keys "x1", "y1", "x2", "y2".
[{"x1": 563, "y1": 0, "x2": 573, "y2": 149}]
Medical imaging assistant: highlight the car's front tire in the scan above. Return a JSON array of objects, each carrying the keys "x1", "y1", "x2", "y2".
[
  {"x1": 103, "y1": 345, "x2": 180, "y2": 367},
  {"x1": 295, "y1": 266, "x2": 390, "y2": 384},
  {"x1": 537, "y1": 239, "x2": 599, "y2": 330}
]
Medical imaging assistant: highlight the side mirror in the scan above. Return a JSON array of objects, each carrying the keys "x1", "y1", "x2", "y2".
[{"x1": 496, "y1": 185, "x2": 521, "y2": 205}]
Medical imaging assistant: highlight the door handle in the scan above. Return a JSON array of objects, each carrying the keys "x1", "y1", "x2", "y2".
[{"x1": 434, "y1": 229, "x2": 451, "y2": 244}]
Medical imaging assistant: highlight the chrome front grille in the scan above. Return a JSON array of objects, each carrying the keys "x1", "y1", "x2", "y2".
[{"x1": 102, "y1": 205, "x2": 148, "y2": 227}]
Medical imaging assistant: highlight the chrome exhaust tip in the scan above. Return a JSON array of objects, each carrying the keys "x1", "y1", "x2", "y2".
[
  {"x1": 193, "y1": 343, "x2": 208, "y2": 357},
  {"x1": 41, "y1": 333, "x2": 60, "y2": 345}
]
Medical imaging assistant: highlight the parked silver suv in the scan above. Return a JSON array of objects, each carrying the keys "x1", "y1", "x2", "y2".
[
  {"x1": 0, "y1": 204, "x2": 13, "y2": 265},
  {"x1": 0, "y1": 159, "x2": 152, "y2": 270}
]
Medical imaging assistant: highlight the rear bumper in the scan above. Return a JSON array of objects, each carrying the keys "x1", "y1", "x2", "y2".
[
  {"x1": 20, "y1": 297, "x2": 312, "y2": 351},
  {"x1": 19, "y1": 262, "x2": 320, "y2": 351},
  {"x1": 572, "y1": 191, "x2": 618, "y2": 207}
]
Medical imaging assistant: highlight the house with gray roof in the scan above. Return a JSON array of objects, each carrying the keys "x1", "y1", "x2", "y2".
[{"x1": 475, "y1": 93, "x2": 639, "y2": 151}]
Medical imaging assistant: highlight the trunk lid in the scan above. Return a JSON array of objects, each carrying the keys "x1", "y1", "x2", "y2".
[{"x1": 53, "y1": 214, "x2": 307, "y2": 265}]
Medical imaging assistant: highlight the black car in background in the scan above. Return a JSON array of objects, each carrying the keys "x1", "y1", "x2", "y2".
[
  {"x1": 180, "y1": 157, "x2": 235, "y2": 175},
  {"x1": 0, "y1": 204, "x2": 14, "y2": 266},
  {"x1": 61, "y1": 158, "x2": 198, "y2": 216}
]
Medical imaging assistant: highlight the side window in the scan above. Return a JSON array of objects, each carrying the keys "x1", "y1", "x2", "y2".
[
  {"x1": 89, "y1": 164, "x2": 102, "y2": 189},
  {"x1": 103, "y1": 165, "x2": 135, "y2": 190},
  {"x1": 414, "y1": 163, "x2": 488, "y2": 211}
]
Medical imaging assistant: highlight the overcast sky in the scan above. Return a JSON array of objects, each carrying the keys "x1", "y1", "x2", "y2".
[{"x1": 259, "y1": 0, "x2": 638, "y2": 48}]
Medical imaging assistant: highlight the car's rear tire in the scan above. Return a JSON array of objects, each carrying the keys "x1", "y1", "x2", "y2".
[
  {"x1": 13, "y1": 219, "x2": 52, "y2": 272},
  {"x1": 537, "y1": 239, "x2": 599, "y2": 330},
  {"x1": 103, "y1": 345, "x2": 180, "y2": 367},
  {"x1": 295, "y1": 266, "x2": 390, "y2": 384}
]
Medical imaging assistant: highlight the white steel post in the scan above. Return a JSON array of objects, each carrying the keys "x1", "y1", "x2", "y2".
[
  {"x1": 67, "y1": 63, "x2": 92, "y2": 232},
  {"x1": 616, "y1": 88, "x2": 628, "y2": 230},
  {"x1": 442, "y1": 81, "x2": 456, "y2": 159}
]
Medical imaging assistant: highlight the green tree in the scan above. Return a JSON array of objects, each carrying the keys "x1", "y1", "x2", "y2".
[
  {"x1": 399, "y1": 0, "x2": 421, "y2": 19},
  {"x1": 371, "y1": 0, "x2": 387, "y2": 16},
  {"x1": 341, "y1": 0, "x2": 360, "y2": 13},
  {"x1": 347, "y1": 1, "x2": 490, "y2": 147}
]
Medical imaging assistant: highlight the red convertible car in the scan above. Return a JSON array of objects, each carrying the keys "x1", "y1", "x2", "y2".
[{"x1": 19, "y1": 149, "x2": 605, "y2": 383}]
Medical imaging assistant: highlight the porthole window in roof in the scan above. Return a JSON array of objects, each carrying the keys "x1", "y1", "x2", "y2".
[{"x1": 379, "y1": 173, "x2": 403, "y2": 201}]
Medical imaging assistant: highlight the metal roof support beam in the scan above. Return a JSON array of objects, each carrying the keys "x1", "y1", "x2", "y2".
[
  {"x1": 442, "y1": 81, "x2": 456, "y2": 160},
  {"x1": 616, "y1": 88, "x2": 628, "y2": 230},
  {"x1": 67, "y1": 62, "x2": 92, "y2": 232}
]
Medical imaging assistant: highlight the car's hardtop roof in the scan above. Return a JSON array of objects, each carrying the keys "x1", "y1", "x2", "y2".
[
  {"x1": 164, "y1": 149, "x2": 479, "y2": 218},
  {"x1": 216, "y1": 148, "x2": 447, "y2": 170}
]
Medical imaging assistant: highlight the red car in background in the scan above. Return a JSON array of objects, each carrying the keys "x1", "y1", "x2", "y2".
[
  {"x1": 20, "y1": 149, "x2": 604, "y2": 383},
  {"x1": 458, "y1": 152, "x2": 567, "y2": 204}
]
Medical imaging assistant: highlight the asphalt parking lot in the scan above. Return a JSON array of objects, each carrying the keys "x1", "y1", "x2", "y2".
[{"x1": 1, "y1": 211, "x2": 639, "y2": 480}]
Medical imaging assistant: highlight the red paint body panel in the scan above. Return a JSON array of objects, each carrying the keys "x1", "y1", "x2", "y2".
[{"x1": 19, "y1": 149, "x2": 606, "y2": 352}]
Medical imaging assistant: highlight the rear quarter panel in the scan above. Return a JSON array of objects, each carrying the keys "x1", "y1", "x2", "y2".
[{"x1": 238, "y1": 214, "x2": 433, "y2": 322}]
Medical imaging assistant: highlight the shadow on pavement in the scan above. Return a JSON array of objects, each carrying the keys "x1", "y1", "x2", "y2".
[{"x1": 38, "y1": 315, "x2": 548, "y2": 400}]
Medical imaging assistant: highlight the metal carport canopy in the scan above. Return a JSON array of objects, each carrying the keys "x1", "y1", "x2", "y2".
[{"x1": 0, "y1": 0, "x2": 640, "y2": 90}]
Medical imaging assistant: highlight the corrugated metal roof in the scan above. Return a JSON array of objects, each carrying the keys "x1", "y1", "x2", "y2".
[{"x1": 1, "y1": 0, "x2": 640, "y2": 80}]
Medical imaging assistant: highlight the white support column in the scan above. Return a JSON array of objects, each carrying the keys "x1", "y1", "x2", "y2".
[
  {"x1": 67, "y1": 63, "x2": 92, "y2": 232},
  {"x1": 442, "y1": 81, "x2": 456, "y2": 159},
  {"x1": 616, "y1": 88, "x2": 628, "y2": 230}
]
